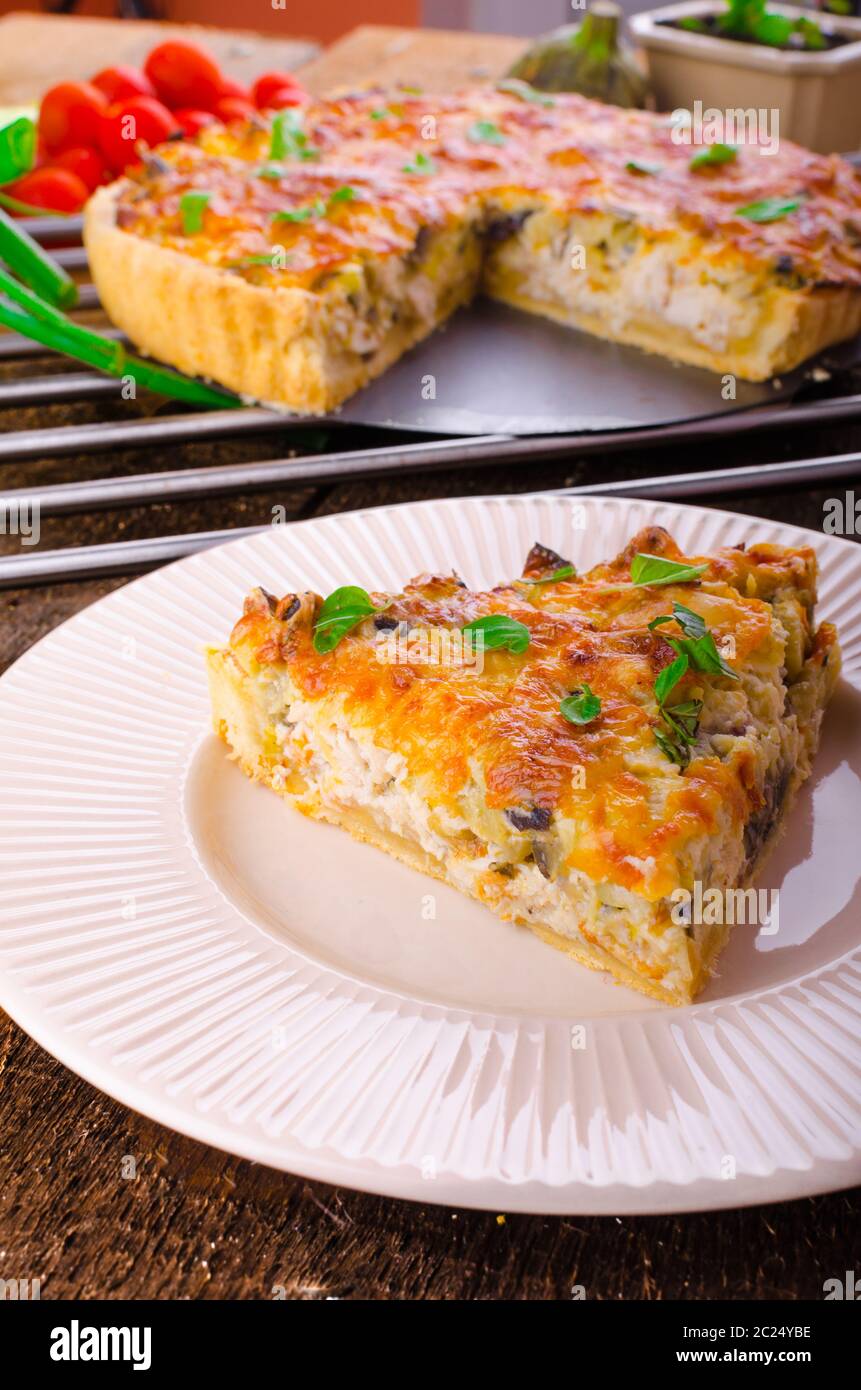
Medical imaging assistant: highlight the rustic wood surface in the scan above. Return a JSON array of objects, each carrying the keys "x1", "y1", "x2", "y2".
[
  {"x1": 0, "y1": 12, "x2": 318, "y2": 105},
  {"x1": 0, "y1": 21, "x2": 859, "y2": 1301}
]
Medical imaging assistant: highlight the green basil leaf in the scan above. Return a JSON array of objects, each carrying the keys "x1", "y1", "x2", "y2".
[
  {"x1": 467, "y1": 120, "x2": 506, "y2": 147},
  {"x1": 649, "y1": 601, "x2": 707, "y2": 640},
  {"x1": 689, "y1": 142, "x2": 737, "y2": 171},
  {"x1": 560, "y1": 683, "x2": 601, "y2": 725},
  {"x1": 529, "y1": 564, "x2": 576, "y2": 585},
  {"x1": 180, "y1": 190, "x2": 211, "y2": 235},
  {"x1": 461, "y1": 613, "x2": 531, "y2": 653},
  {"x1": 269, "y1": 109, "x2": 319, "y2": 163},
  {"x1": 402, "y1": 149, "x2": 437, "y2": 176},
  {"x1": 329, "y1": 185, "x2": 355, "y2": 203},
  {"x1": 631, "y1": 553, "x2": 708, "y2": 587},
  {"x1": 671, "y1": 633, "x2": 738, "y2": 680},
  {"x1": 496, "y1": 78, "x2": 555, "y2": 107},
  {"x1": 654, "y1": 727, "x2": 690, "y2": 767},
  {"x1": 313, "y1": 585, "x2": 380, "y2": 653},
  {"x1": 625, "y1": 158, "x2": 663, "y2": 176},
  {"x1": 272, "y1": 199, "x2": 325, "y2": 224},
  {"x1": 736, "y1": 196, "x2": 802, "y2": 223},
  {"x1": 654, "y1": 652, "x2": 689, "y2": 705}
]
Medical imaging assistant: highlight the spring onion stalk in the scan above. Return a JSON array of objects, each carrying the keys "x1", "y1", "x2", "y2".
[
  {"x1": 0, "y1": 207, "x2": 78, "y2": 308},
  {"x1": 0, "y1": 116, "x2": 36, "y2": 187},
  {"x1": 0, "y1": 268, "x2": 240, "y2": 409},
  {"x1": 0, "y1": 189, "x2": 75, "y2": 217}
]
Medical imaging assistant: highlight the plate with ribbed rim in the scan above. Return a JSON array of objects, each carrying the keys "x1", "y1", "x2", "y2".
[{"x1": 1, "y1": 493, "x2": 860, "y2": 1215}]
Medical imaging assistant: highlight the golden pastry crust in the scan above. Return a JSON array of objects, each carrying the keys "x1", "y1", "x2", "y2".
[
  {"x1": 83, "y1": 88, "x2": 861, "y2": 411},
  {"x1": 205, "y1": 526, "x2": 840, "y2": 1005}
]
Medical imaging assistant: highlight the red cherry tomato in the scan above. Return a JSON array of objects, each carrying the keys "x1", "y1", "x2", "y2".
[
  {"x1": 173, "y1": 107, "x2": 217, "y2": 139},
  {"x1": 54, "y1": 146, "x2": 109, "y2": 193},
  {"x1": 5, "y1": 166, "x2": 89, "y2": 213},
  {"x1": 251, "y1": 71, "x2": 303, "y2": 109},
  {"x1": 98, "y1": 96, "x2": 181, "y2": 173},
  {"x1": 264, "y1": 86, "x2": 307, "y2": 111},
  {"x1": 91, "y1": 65, "x2": 155, "y2": 104},
  {"x1": 144, "y1": 41, "x2": 224, "y2": 112},
  {"x1": 217, "y1": 76, "x2": 252, "y2": 102},
  {"x1": 38, "y1": 81, "x2": 108, "y2": 153},
  {"x1": 214, "y1": 96, "x2": 257, "y2": 125}
]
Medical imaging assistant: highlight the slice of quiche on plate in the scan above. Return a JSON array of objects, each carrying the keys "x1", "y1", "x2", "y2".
[{"x1": 206, "y1": 524, "x2": 839, "y2": 1006}]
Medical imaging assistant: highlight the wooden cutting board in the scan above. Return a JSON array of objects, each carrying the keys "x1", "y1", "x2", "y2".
[
  {"x1": 299, "y1": 24, "x2": 527, "y2": 94},
  {"x1": 0, "y1": 12, "x2": 319, "y2": 104}
]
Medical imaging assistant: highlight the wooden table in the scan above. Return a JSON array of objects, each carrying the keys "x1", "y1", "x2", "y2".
[
  {"x1": 0, "y1": 22, "x2": 859, "y2": 1302},
  {"x1": 0, "y1": 12, "x2": 318, "y2": 104}
]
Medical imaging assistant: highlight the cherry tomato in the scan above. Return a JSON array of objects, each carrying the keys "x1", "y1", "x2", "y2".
[
  {"x1": 251, "y1": 71, "x2": 303, "y2": 110},
  {"x1": 264, "y1": 86, "x2": 307, "y2": 111},
  {"x1": 217, "y1": 76, "x2": 252, "y2": 103},
  {"x1": 214, "y1": 96, "x2": 257, "y2": 125},
  {"x1": 38, "y1": 81, "x2": 108, "y2": 153},
  {"x1": 173, "y1": 107, "x2": 217, "y2": 139},
  {"x1": 91, "y1": 65, "x2": 155, "y2": 104},
  {"x1": 144, "y1": 41, "x2": 224, "y2": 112},
  {"x1": 5, "y1": 166, "x2": 89, "y2": 213},
  {"x1": 98, "y1": 96, "x2": 181, "y2": 173},
  {"x1": 54, "y1": 146, "x2": 109, "y2": 193}
]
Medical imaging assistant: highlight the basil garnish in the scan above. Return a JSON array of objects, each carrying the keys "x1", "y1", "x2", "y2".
[
  {"x1": 649, "y1": 602, "x2": 738, "y2": 680},
  {"x1": 630, "y1": 553, "x2": 708, "y2": 587},
  {"x1": 736, "y1": 196, "x2": 802, "y2": 223},
  {"x1": 402, "y1": 150, "x2": 437, "y2": 176},
  {"x1": 529, "y1": 564, "x2": 576, "y2": 585},
  {"x1": 626, "y1": 159, "x2": 663, "y2": 176},
  {"x1": 313, "y1": 586, "x2": 384, "y2": 653},
  {"x1": 269, "y1": 109, "x2": 319, "y2": 163},
  {"x1": 689, "y1": 143, "x2": 737, "y2": 171},
  {"x1": 461, "y1": 614, "x2": 530, "y2": 653},
  {"x1": 180, "y1": 190, "x2": 211, "y2": 234},
  {"x1": 272, "y1": 199, "x2": 325, "y2": 224},
  {"x1": 654, "y1": 651, "x2": 690, "y2": 705},
  {"x1": 560, "y1": 684, "x2": 601, "y2": 726},
  {"x1": 467, "y1": 120, "x2": 506, "y2": 147},
  {"x1": 495, "y1": 78, "x2": 555, "y2": 108}
]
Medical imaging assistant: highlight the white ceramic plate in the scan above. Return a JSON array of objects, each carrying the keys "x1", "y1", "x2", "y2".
[{"x1": 1, "y1": 494, "x2": 860, "y2": 1214}]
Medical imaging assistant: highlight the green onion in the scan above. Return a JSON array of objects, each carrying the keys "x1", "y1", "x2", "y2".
[
  {"x1": 461, "y1": 614, "x2": 530, "y2": 653},
  {"x1": 180, "y1": 190, "x2": 212, "y2": 235},
  {"x1": 0, "y1": 116, "x2": 36, "y2": 187},
  {"x1": 0, "y1": 266, "x2": 239, "y2": 409},
  {"x1": 0, "y1": 208, "x2": 77, "y2": 309},
  {"x1": 560, "y1": 684, "x2": 601, "y2": 725}
]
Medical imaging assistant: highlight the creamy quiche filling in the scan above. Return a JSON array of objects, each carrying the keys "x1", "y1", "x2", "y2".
[
  {"x1": 206, "y1": 526, "x2": 839, "y2": 1005},
  {"x1": 84, "y1": 87, "x2": 861, "y2": 406}
]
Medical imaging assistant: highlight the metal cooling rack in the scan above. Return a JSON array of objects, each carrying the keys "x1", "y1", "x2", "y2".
[{"x1": 0, "y1": 212, "x2": 859, "y2": 588}]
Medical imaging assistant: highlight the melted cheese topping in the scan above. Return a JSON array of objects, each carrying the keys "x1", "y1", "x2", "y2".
[
  {"x1": 115, "y1": 89, "x2": 861, "y2": 293},
  {"x1": 223, "y1": 527, "x2": 834, "y2": 904}
]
